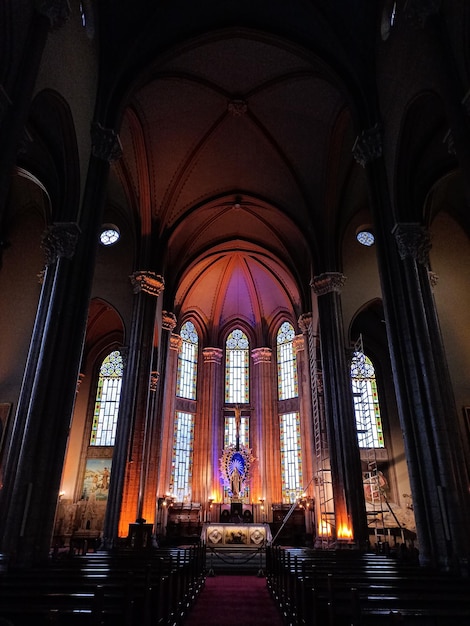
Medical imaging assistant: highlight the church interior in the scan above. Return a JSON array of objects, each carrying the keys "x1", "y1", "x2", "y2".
[{"x1": 1, "y1": 1, "x2": 470, "y2": 622}]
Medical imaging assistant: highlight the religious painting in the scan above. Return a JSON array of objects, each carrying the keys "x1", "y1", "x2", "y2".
[
  {"x1": 0, "y1": 403, "x2": 12, "y2": 456},
  {"x1": 224, "y1": 526, "x2": 248, "y2": 545},
  {"x1": 249, "y1": 526, "x2": 266, "y2": 545},
  {"x1": 81, "y1": 458, "x2": 112, "y2": 501},
  {"x1": 206, "y1": 526, "x2": 224, "y2": 545}
]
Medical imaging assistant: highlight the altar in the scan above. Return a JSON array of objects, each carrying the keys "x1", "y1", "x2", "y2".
[{"x1": 202, "y1": 522, "x2": 272, "y2": 549}]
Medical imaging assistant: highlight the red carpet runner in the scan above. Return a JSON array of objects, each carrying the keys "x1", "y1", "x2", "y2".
[{"x1": 183, "y1": 575, "x2": 284, "y2": 626}]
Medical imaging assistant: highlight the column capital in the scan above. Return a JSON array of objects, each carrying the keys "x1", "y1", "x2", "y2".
[
  {"x1": 392, "y1": 223, "x2": 431, "y2": 265},
  {"x1": 76, "y1": 372, "x2": 85, "y2": 393},
  {"x1": 352, "y1": 123, "x2": 383, "y2": 167},
  {"x1": 251, "y1": 347, "x2": 272, "y2": 364},
  {"x1": 150, "y1": 371, "x2": 160, "y2": 392},
  {"x1": 404, "y1": 0, "x2": 441, "y2": 28},
  {"x1": 298, "y1": 313, "x2": 313, "y2": 334},
  {"x1": 170, "y1": 333, "x2": 183, "y2": 351},
  {"x1": 429, "y1": 271, "x2": 439, "y2": 287},
  {"x1": 130, "y1": 271, "x2": 165, "y2": 296},
  {"x1": 162, "y1": 311, "x2": 177, "y2": 332},
  {"x1": 202, "y1": 347, "x2": 223, "y2": 364},
  {"x1": 41, "y1": 222, "x2": 80, "y2": 266},
  {"x1": 35, "y1": 0, "x2": 71, "y2": 30},
  {"x1": 91, "y1": 122, "x2": 123, "y2": 163},
  {"x1": 293, "y1": 335, "x2": 305, "y2": 354},
  {"x1": 311, "y1": 272, "x2": 346, "y2": 296}
]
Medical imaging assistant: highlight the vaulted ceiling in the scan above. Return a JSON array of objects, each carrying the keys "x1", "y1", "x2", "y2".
[{"x1": 111, "y1": 25, "x2": 364, "y2": 335}]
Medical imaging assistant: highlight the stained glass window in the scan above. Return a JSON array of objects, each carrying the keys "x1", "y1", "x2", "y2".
[
  {"x1": 177, "y1": 321, "x2": 198, "y2": 400},
  {"x1": 90, "y1": 350, "x2": 123, "y2": 446},
  {"x1": 277, "y1": 321, "x2": 298, "y2": 400},
  {"x1": 170, "y1": 411, "x2": 194, "y2": 501},
  {"x1": 351, "y1": 351, "x2": 385, "y2": 448},
  {"x1": 280, "y1": 412, "x2": 303, "y2": 503},
  {"x1": 224, "y1": 416, "x2": 249, "y2": 448},
  {"x1": 225, "y1": 329, "x2": 249, "y2": 403}
]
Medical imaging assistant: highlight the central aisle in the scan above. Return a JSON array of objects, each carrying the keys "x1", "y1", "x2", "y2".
[{"x1": 183, "y1": 575, "x2": 284, "y2": 626}]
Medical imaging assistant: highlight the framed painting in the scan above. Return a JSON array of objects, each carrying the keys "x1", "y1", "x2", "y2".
[{"x1": 81, "y1": 458, "x2": 112, "y2": 501}]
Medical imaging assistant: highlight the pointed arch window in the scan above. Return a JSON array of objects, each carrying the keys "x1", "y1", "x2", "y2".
[
  {"x1": 280, "y1": 412, "x2": 303, "y2": 503},
  {"x1": 177, "y1": 321, "x2": 198, "y2": 400},
  {"x1": 225, "y1": 328, "x2": 249, "y2": 403},
  {"x1": 351, "y1": 351, "x2": 385, "y2": 448},
  {"x1": 170, "y1": 411, "x2": 194, "y2": 501},
  {"x1": 277, "y1": 321, "x2": 298, "y2": 400},
  {"x1": 90, "y1": 350, "x2": 123, "y2": 446}
]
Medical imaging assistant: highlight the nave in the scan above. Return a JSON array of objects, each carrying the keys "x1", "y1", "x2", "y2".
[{"x1": 1, "y1": 543, "x2": 469, "y2": 625}]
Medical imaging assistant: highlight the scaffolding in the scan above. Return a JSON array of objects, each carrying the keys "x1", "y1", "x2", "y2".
[
  {"x1": 307, "y1": 326, "x2": 334, "y2": 547},
  {"x1": 351, "y1": 335, "x2": 387, "y2": 545}
]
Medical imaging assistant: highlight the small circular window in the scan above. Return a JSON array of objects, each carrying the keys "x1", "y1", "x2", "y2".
[
  {"x1": 100, "y1": 225, "x2": 120, "y2": 246},
  {"x1": 356, "y1": 229, "x2": 375, "y2": 247}
]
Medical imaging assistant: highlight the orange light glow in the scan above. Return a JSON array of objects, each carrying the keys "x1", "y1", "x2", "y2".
[
  {"x1": 318, "y1": 520, "x2": 332, "y2": 537},
  {"x1": 337, "y1": 524, "x2": 353, "y2": 539}
]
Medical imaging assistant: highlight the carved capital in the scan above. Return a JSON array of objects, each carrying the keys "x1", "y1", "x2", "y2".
[
  {"x1": 352, "y1": 123, "x2": 383, "y2": 167},
  {"x1": 119, "y1": 346, "x2": 129, "y2": 369},
  {"x1": 35, "y1": 0, "x2": 71, "y2": 29},
  {"x1": 91, "y1": 122, "x2": 122, "y2": 162},
  {"x1": 392, "y1": 223, "x2": 431, "y2": 265},
  {"x1": 404, "y1": 0, "x2": 441, "y2": 28},
  {"x1": 293, "y1": 334, "x2": 305, "y2": 355},
  {"x1": 202, "y1": 347, "x2": 223, "y2": 364},
  {"x1": 429, "y1": 271, "x2": 439, "y2": 287},
  {"x1": 228, "y1": 99, "x2": 248, "y2": 117},
  {"x1": 162, "y1": 311, "x2": 177, "y2": 332},
  {"x1": 170, "y1": 333, "x2": 183, "y2": 352},
  {"x1": 298, "y1": 313, "x2": 313, "y2": 334},
  {"x1": 76, "y1": 372, "x2": 85, "y2": 393},
  {"x1": 130, "y1": 271, "x2": 165, "y2": 296},
  {"x1": 311, "y1": 272, "x2": 346, "y2": 296},
  {"x1": 41, "y1": 222, "x2": 80, "y2": 266},
  {"x1": 150, "y1": 371, "x2": 160, "y2": 392},
  {"x1": 251, "y1": 347, "x2": 272, "y2": 365}
]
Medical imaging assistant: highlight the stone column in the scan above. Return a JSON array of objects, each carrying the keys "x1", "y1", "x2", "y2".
[
  {"x1": 0, "y1": 1, "x2": 71, "y2": 257},
  {"x1": 311, "y1": 273, "x2": 368, "y2": 545},
  {"x1": 293, "y1": 334, "x2": 315, "y2": 503},
  {"x1": 115, "y1": 272, "x2": 163, "y2": 535},
  {"x1": 353, "y1": 123, "x2": 470, "y2": 570},
  {"x1": 144, "y1": 310, "x2": 177, "y2": 526},
  {"x1": 251, "y1": 347, "x2": 279, "y2": 518},
  {"x1": 403, "y1": 0, "x2": 470, "y2": 204},
  {"x1": 392, "y1": 223, "x2": 470, "y2": 569},
  {"x1": 156, "y1": 333, "x2": 182, "y2": 502},
  {"x1": 194, "y1": 348, "x2": 223, "y2": 507},
  {"x1": 0, "y1": 118, "x2": 121, "y2": 567}
]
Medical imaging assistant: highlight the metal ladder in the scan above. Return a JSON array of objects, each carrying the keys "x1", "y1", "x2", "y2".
[{"x1": 307, "y1": 324, "x2": 334, "y2": 547}]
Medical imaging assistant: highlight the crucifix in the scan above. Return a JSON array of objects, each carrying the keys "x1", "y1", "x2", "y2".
[{"x1": 234, "y1": 404, "x2": 241, "y2": 451}]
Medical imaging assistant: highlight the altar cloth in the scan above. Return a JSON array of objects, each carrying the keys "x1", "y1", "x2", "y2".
[{"x1": 202, "y1": 522, "x2": 272, "y2": 548}]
